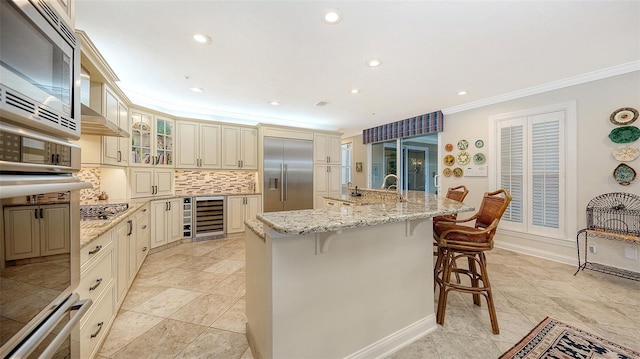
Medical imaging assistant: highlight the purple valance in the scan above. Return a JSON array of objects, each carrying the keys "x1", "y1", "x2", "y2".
[{"x1": 362, "y1": 110, "x2": 444, "y2": 144}]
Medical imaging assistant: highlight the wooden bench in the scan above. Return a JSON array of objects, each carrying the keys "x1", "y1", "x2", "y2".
[{"x1": 575, "y1": 192, "x2": 640, "y2": 281}]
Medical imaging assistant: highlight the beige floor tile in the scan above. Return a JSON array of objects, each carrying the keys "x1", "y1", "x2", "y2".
[
  {"x1": 169, "y1": 293, "x2": 238, "y2": 326},
  {"x1": 98, "y1": 310, "x2": 164, "y2": 357},
  {"x1": 207, "y1": 272, "x2": 246, "y2": 297},
  {"x1": 386, "y1": 334, "x2": 441, "y2": 359},
  {"x1": 203, "y1": 259, "x2": 245, "y2": 276},
  {"x1": 240, "y1": 347, "x2": 254, "y2": 359},
  {"x1": 130, "y1": 287, "x2": 202, "y2": 318},
  {"x1": 174, "y1": 327, "x2": 249, "y2": 359},
  {"x1": 119, "y1": 280, "x2": 170, "y2": 311},
  {"x1": 212, "y1": 299, "x2": 247, "y2": 334},
  {"x1": 111, "y1": 319, "x2": 206, "y2": 359}
]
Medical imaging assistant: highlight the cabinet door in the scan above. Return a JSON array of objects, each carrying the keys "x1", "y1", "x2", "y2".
[
  {"x1": 314, "y1": 134, "x2": 329, "y2": 163},
  {"x1": 327, "y1": 135, "x2": 342, "y2": 164},
  {"x1": 313, "y1": 165, "x2": 329, "y2": 194},
  {"x1": 114, "y1": 220, "x2": 130, "y2": 303},
  {"x1": 155, "y1": 117, "x2": 174, "y2": 167},
  {"x1": 155, "y1": 169, "x2": 174, "y2": 196},
  {"x1": 245, "y1": 195, "x2": 262, "y2": 221},
  {"x1": 40, "y1": 204, "x2": 70, "y2": 256},
  {"x1": 117, "y1": 102, "x2": 129, "y2": 166},
  {"x1": 3, "y1": 206, "x2": 39, "y2": 260},
  {"x1": 102, "y1": 89, "x2": 120, "y2": 165},
  {"x1": 201, "y1": 123, "x2": 221, "y2": 169},
  {"x1": 136, "y1": 233, "x2": 151, "y2": 271},
  {"x1": 130, "y1": 168, "x2": 154, "y2": 198},
  {"x1": 168, "y1": 199, "x2": 183, "y2": 243},
  {"x1": 226, "y1": 196, "x2": 246, "y2": 234},
  {"x1": 328, "y1": 165, "x2": 342, "y2": 195},
  {"x1": 176, "y1": 121, "x2": 199, "y2": 168},
  {"x1": 221, "y1": 126, "x2": 241, "y2": 169},
  {"x1": 240, "y1": 128, "x2": 258, "y2": 169},
  {"x1": 130, "y1": 111, "x2": 153, "y2": 165},
  {"x1": 150, "y1": 201, "x2": 168, "y2": 249},
  {"x1": 128, "y1": 219, "x2": 137, "y2": 285}
]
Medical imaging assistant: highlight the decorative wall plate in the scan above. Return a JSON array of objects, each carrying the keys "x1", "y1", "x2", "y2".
[
  {"x1": 475, "y1": 140, "x2": 484, "y2": 148},
  {"x1": 443, "y1": 168, "x2": 452, "y2": 177},
  {"x1": 473, "y1": 152, "x2": 486, "y2": 164},
  {"x1": 443, "y1": 155, "x2": 455, "y2": 166},
  {"x1": 453, "y1": 167, "x2": 463, "y2": 177},
  {"x1": 457, "y1": 140, "x2": 469, "y2": 150},
  {"x1": 445, "y1": 143, "x2": 454, "y2": 152},
  {"x1": 456, "y1": 151, "x2": 471, "y2": 165},
  {"x1": 610, "y1": 107, "x2": 638, "y2": 125},
  {"x1": 612, "y1": 146, "x2": 640, "y2": 162},
  {"x1": 608, "y1": 126, "x2": 640, "y2": 143},
  {"x1": 613, "y1": 163, "x2": 636, "y2": 186}
]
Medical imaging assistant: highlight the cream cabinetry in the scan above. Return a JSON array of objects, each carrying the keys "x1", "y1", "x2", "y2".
[
  {"x1": 114, "y1": 218, "x2": 133, "y2": 304},
  {"x1": 314, "y1": 133, "x2": 341, "y2": 165},
  {"x1": 102, "y1": 86, "x2": 129, "y2": 166},
  {"x1": 176, "y1": 121, "x2": 221, "y2": 169},
  {"x1": 226, "y1": 195, "x2": 262, "y2": 234},
  {"x1": 79, "y1": 285, "x2": 114, "y2": 359},
  {"x1": 135, "y1": 205, "x2": 151, "y2": 270},
  {"x1": 313, "y1": 165, "x2": 342, "y2": 209},
  {"x1": 129, "y1": 168, "x2": 173, "y2": 198},
  {"x1": 222, "y1": 126, "x2": 257, "y2": 169},
  {"x1": 130, "y1": 110, "x2": 175, "y2": 167},
  {"x1": 3, "y1": 204, "x2": 70, "y2": 260},
  {"x1": 78, "y1": 232, "x2": 115, "y2": 317},
  {"x1": 150, "y1": 198, "x2": 183, "y2": 248}
]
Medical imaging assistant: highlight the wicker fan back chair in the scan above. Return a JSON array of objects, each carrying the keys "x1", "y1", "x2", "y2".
[{"x1": 433, "y1": 188, "x2": 512, "y2": 334}]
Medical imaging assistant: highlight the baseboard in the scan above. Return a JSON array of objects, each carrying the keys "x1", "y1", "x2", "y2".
[
  {"x1": 495, "y1": 241, "x2": 576, "y2": 266},
  {"x1": 344, "y1": 315, "x2": 437, "y2": 359}
]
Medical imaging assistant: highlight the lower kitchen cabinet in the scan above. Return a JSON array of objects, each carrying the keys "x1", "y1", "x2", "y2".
[
  {"x1": 79, "y1": 285, "x2": 115, "y2": 359},
  {"x1": 226, "y1": 195, "x2": 261, "y2": 234},
  {"x1": 114, "y1": 217, "x2": 133, "y2": 304},
  {"x1": 150, "y1": 198, "x2": 183, "y2": 248},
  {"x1": 313, "y1": 164, "x2": 341, "y2": 208},
  {"x1": 3, "y1": 204, "x2": 70, "y2": 260}
]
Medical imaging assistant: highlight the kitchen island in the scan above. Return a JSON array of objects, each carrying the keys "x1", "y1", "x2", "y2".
[{"x1": 245, "y1": 191, "x2": 474, "y2": 359}]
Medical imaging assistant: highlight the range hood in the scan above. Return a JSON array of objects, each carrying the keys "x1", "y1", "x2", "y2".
[{"x1": 81, "y1": 104, "x2": 130, "y2": 137}]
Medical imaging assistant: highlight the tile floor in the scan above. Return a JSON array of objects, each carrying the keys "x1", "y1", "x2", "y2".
[{"x1": 97, "y1": 236, "x2": 640, "y2": 359}]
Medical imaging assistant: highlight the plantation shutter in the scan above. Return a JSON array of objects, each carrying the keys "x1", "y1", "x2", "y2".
[
  {"x1": 530, "y1": 112, "x2": 562, "y2": 230},
  {"x1": 499, "y1": 121, "x2": 524, "y2": 224}
]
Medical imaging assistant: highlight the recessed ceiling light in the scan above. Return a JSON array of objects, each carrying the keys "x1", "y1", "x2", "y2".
[
  {"x1": 323, "y1": 10, "x2": 341, "y2": 24},
  {"x1": 190, "y1": 87, "x2": 204, "y2": 93},
  {"x1": 366, "y1": 58, "x2": 382, "y2": 67},
  {"x1": 193, "y1": 33, "x2": 212, "y2": 44},
  {"x1": 458, "y1": 91, "x2": 467, "y2": 96},
  {"x1": 351, "y1": 89, "x2": 360, "y2": 94},
  {"x1": 268, "y1": 101, "x2": 280, "y2": 106}
]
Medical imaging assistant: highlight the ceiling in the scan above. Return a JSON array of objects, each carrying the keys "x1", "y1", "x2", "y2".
[{"x1": 74, "y1": 1, "x2": 640, "y2": 137}]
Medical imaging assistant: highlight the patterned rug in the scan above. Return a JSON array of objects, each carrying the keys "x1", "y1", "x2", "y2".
[{"x1": 499, "y1": 317, "x2": 640, "y2": 359}]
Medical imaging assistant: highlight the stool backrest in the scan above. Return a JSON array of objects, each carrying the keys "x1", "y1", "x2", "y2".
[
  {"x1": 446, "y1": 185, "x2": 469, "y2": 203},
  {"x1": 475, "y1": 189, "x2": 512, "y2": 230}
]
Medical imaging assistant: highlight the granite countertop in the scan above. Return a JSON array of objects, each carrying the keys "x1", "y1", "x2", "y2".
[
  {"x1": 257, "y1": 191, "x2": 474, "y2": 236},
  {"x1": 245, "y1": 218, "x2": 266, "y2": 240}
]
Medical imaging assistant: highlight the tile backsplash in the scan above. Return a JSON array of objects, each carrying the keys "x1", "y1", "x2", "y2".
[
  {"x1": 77, "y1": 167, "x2": 101, "y2": 202},
  {"x1": 175, "y1": 170, "x2": 257, "y2": 195}
]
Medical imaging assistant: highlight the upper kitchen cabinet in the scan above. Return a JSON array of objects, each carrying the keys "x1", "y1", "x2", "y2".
[
  {"x1": 176, "y1": 121, "x2": 221, "y2": 169},
  {"x1": 222, "y1": 126, "x2": 257, "y2": 170},
  {"x1": 314, "y1": 133, "x2": 341, "y2": 165},
  {"x1": 130, "y1": 109, "x2": 174, "y2": 167},
  {"x1": 102, "y1": 86, "x2": 129, "y2": 166},
  {"x1": 129, "y1": 168, "x2": 174, "y2": 198}
]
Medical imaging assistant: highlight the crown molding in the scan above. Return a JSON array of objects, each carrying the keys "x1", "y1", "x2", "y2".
[{"x1": 442, "y1": 61, "x2": 640, "y2": 115}]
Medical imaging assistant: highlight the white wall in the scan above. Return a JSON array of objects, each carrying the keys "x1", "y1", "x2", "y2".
[{"x1": 440, "y1": 71, "x2": 640, "y2": 271}]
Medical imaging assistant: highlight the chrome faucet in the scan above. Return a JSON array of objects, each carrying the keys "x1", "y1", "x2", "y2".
[{"x1": 381, "y1": 174, "x2": 399, "y2": 190}]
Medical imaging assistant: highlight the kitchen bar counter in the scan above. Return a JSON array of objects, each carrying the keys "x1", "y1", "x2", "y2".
[{"x1": 246, "y1": 191, "x2": 474, "y2": 359}]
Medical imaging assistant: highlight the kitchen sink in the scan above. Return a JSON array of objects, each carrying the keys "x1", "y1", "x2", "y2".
[{"x1": 80, "y1": 203, "x2": 129, "y2": 221}]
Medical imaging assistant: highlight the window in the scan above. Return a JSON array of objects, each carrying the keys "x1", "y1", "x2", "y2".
[
  {"x1": 491, "y1": 102, "x2": 576, "y2": 240},
  {"x1": 341, "y1": 143, "x2": 352, "y2": 185}
]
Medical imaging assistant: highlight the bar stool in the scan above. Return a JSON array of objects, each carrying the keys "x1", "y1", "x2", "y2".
[
  {"x1": 433, "y1": 185, "x2": 469, "y2": 287},
  {"x1": 433, "y1": 189, "x2": 511, "y2": 334}
]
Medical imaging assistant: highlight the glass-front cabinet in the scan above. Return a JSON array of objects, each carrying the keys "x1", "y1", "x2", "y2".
[{"x1": 130, "y1": 109, "x2": 174, "y2": 167}]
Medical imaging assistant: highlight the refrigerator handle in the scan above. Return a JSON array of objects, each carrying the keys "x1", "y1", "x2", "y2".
[
  {"x1": 284, "y1": 164, "x2": 288, "y2": 202},
  {"x1": 280, "y1": 164, "x2": 284, "y2": 202}
]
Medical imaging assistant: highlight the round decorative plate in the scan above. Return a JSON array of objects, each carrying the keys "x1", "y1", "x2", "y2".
[
  {"x1": 443, "y1": 168, "x2": 452, "y2": 177},
  {"x1": 612, "y1": 146, "x2": 640, "y2": 162},
  {"x1": 475, "y1": 140, "x2": 484, "y2": 148},
  {"x1": 609, "y1": 126, "x2": 640, "y2": 143},
  {"x1": 613, "y1": 163, "x2": 636, "y2": 186},
  {"x1": 456, "y1": 151, "x2": 471, "y2": 165},
  {"x1": 457, "y1": 140, "x2": 469, "y2": 150},
  {"x1": 445, "y1": 143, "x2": 454, "y2": 152},
  {"x1": 453, "y1": 167, "x2": 463, "y2": 177},
  {"x1": 610, "y1": 107, "x2": 638, "y2": 125},
  {"x1": 473, "y1": 152, "x2": 486, "y2": 164},
  {"x1": 443, "y1": 155, "x2": 455, "y2": 166}
]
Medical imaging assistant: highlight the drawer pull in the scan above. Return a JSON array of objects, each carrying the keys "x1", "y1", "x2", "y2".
[
  {"x1": 89, "y1": 278, "x2": 103, "y2": 291},
  {"x1": 90, "y1": 321, "x2": 104, "y2": 339},
  {"x1": 141, "y1": 225, "x2": 147, "y2": 229},
  {"x1": 142, "y1": 246, "x2": 148, "y2": 252},
  {"x1": 88, "y1": 245, "x2": 102, "y2": 255}
]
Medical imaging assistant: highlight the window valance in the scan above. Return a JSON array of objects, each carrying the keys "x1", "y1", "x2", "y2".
[{"x1": 362, "y1": 110, "x2": 444, "y2": 144}]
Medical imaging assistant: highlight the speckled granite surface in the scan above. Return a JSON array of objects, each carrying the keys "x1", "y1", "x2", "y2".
[
  {"x1": 258, "y1": 191, "x2": 474, "y2": 236},
  {"x1": 244, "y1": 219, "x2": 266, "y2": 240}
]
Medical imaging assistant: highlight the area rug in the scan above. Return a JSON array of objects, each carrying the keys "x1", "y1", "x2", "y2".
[{"x1": 499, "y1": 317, "x2": 640, "y2": 359}]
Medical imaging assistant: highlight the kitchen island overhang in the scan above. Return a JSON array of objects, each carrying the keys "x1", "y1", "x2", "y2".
[{"x1": 246, "y1": 193, "x2": 474, "y2": 359}]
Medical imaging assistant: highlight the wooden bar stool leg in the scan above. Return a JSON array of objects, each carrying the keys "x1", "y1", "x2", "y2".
[
  {"x1": 468, "y1": 255, "x2": 481, "y2": 306},
  {"x1": 436, "y1": 249, "x2": 453, "y2": 325},
  {"x1": 434, "y1": 246, "x2": 444, "y2": 291},
  {"x1": 478, "y1": 252, "x2": 499, "y2": 334}
]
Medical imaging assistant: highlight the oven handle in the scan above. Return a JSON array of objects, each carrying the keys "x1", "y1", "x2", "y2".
[{"x1": 10, "y1": 294, "x2": 92, "y2": 359}]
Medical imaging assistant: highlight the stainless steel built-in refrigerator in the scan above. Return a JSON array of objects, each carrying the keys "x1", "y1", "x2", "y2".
[{"x1": 263, "y1": 137, "x2": 314, "y2": 212}]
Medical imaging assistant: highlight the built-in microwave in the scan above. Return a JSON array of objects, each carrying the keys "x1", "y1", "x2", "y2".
[{"x1": 0, "y1": 0, "x2": 81, "y2": 140}]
